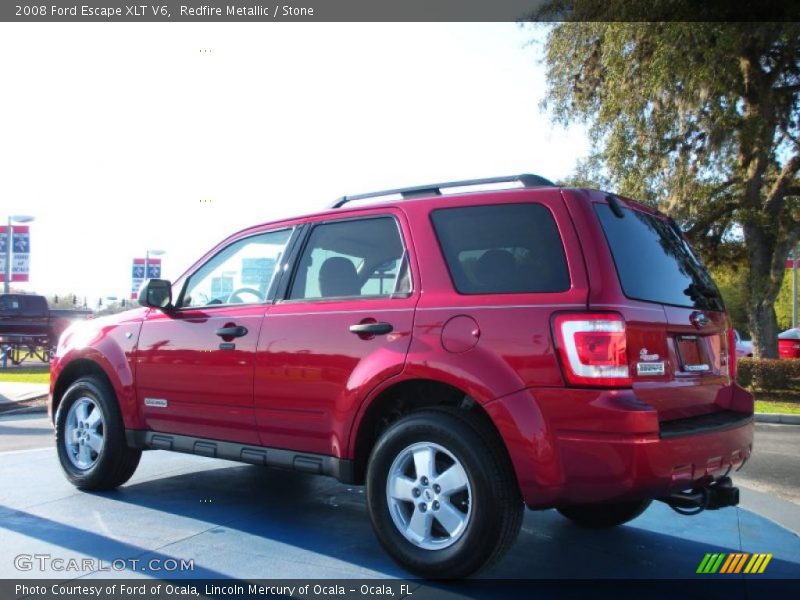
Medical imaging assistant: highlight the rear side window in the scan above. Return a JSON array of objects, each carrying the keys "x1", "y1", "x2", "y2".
[
  {"x1": 594, "y1": 204, "x2": 723, "y2": 311},
  {"x1": 21, "y1": 295, "x2": 48, "y2": 317},
  {"x1": 289, "y1": 217, "x2": 411, "y2": 300},
  {"x1": 430, "y1": 203, "x2": 570, "y2": 294}
]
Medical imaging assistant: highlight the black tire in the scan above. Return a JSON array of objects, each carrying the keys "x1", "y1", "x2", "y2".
[
  {"x1": 55, "y1": 375, "x2": 141, "y2": 490},
  {"x1": 557, "y1": 499, "x2": 652, "y2": 529},
  {"x1": 366, "y1": 407, "x2": 523, "y2": 579}
]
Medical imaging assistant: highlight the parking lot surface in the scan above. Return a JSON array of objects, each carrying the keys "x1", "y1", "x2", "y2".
[{"x1": 1, "y1": 415, "x2": 798, "y2": 582}]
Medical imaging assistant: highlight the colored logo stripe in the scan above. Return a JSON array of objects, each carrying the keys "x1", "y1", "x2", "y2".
[
  {"x1": 720, "y1": 553, "x2": 749, "y2": 573},
  {"x1": 744, "y1": 553, "x2": 773, "y2": 574},
  {"x1": 697, "y1": 553, "x2": 725, "y2": 573},
  {"x1": 698, "y1": 552, "x2": 772, "y2": 574}
]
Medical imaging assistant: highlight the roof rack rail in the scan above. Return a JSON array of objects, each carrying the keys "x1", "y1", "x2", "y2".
[{"x1": 329, "y1": 173, "x2": 555, "y2": 209}]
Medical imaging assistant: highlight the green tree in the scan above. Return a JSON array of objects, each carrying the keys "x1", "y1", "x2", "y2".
[
  {"x1": 709, "y1": 264, "x2": 749, "y2": 335},
  {"x1": 95, "y1": 298, "x2": 136, "y2": 316},
  {"x1": 47, "y1": 293, "x2": 83, "y2": 309},
  {"x1": 775, "y1": 264, "x2": 798, "y2": 330},
  {"x1": 540, "y1": 19, "x2": 800, "y2": 357}
]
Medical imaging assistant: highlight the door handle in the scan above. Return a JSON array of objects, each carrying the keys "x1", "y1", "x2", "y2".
[
  {"x1": 349, "y1": 322, "x2": 393, "y2": 335},
  {"x1": 215, "y1": 325, "x2": 248, "y2": 338}
]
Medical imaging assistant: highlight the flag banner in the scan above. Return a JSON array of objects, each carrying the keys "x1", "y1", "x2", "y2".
[
  {"x1": 0, "y1": 225, "x2": 30, "y2": 282},
  {"x1": 131, "y1": 257, "x2": 162, "y2": 299}
]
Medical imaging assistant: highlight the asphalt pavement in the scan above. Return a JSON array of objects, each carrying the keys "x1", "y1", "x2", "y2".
[
  {"x1": 0, "y1": 414, "x2": 798, "y2": 583},
  {"x1": 0, "y1": 382, "x2": 48, "y2": 405},
  {"x1": 737, "y1": 423, "x2": 800, "y2": 504}
]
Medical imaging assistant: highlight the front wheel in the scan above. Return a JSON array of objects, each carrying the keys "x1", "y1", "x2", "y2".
[
  {"x1": 55, "y1": 376, "x2": 141, "y2": 490},
  {"x1": 366, "y1": 408, "x2": 523, "y2": 579},
  {"x1": 557, "y1": 499, "x2": 652, "y2": 529}
]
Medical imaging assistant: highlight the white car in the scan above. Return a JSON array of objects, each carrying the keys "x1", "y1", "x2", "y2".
[{"x1": 734, "y1": 329, "x2": 753, "y2": 357}]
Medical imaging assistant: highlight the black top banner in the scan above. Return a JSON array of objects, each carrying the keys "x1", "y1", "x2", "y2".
[{"x1": 3, "y1": 0, "x2": 799, "y2": 23}]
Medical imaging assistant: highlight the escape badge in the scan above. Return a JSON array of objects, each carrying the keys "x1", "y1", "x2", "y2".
[{"x1": 636, "y1": 348, "x2": 665, "y2": 376}]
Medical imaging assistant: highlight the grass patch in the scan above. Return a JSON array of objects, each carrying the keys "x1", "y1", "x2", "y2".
[
  {"x1": 752, "y1": 388, "x2": 800, "y2": 414},
  {"x1": 755, "y1": 400, "x2": 800, "y2": 415},
  {"x1": 753, "y1": 389, "x2": 800, "y2": 403},
  {"x1": 0, "y1": 367, "x2": 50, "y2": 384}
]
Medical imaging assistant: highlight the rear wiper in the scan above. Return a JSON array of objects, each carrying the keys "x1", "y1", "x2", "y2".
[{"x1": 684, "y1": 282, "x2": 720, "y2": 301}]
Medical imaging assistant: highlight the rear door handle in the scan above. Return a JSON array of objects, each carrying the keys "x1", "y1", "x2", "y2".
[
  {"x1": 349, "y1": 322, "x2": 393, "y2": 335},
  {"x1": 215, "y1": 325, "x2": 248, "y2": 338}
]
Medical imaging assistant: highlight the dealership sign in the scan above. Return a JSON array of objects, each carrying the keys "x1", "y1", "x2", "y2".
[
  {"x1": 0, "y1": 225, "x2": 30, "y2": 283},
  {"x1": 131, "y1": 258, "x2": 161, "y2": 299}
]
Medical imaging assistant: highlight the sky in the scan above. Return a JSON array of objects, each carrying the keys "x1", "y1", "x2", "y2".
[{"x1": 0, "y1": 22, "x2": 588, "y2": 304}]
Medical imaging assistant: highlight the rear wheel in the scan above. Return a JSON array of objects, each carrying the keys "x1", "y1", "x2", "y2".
[
  {"x1": 55, "y1": 376, "x2": 141, "y2": 490},
  {"x1": 366, "y1": 407, "x2": 523, "y2": 579},
  {"x1": 557, "y1": 499, "x2": 652, "y2": 529}
]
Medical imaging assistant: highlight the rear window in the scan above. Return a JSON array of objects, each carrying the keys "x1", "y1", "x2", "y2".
[
  {"x1": 430, "y1": 203, "x2": 570, "y2": 294},
  {"x1": 595, "y1": 203, "x2": 723, "y2": 311}
]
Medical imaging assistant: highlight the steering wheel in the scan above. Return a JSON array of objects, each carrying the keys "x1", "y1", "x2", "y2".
[{"x1": 226, "y1": 287, "x2": 264, "y2": 304}]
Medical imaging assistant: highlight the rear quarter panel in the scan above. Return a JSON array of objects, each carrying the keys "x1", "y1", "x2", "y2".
[{"x1": 399, "y1": 188, "x2": 589, "y2": 400}]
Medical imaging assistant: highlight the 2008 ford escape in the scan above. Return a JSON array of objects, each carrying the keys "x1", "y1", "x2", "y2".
[{"x1": 50, "y1": 175, "x2": 753, "y2": 578}]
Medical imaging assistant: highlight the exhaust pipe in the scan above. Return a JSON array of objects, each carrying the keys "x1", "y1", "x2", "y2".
[{"x1": 659, "y1": 476, "x2": 739, "y2": 515}]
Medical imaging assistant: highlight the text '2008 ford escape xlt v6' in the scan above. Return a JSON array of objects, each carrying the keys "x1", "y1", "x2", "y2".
[{"x1": 49, "y1": 175, "x2": 753, "y2": 578}]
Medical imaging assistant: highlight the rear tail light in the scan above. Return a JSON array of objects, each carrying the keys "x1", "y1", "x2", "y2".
[
  {"x1": 552, "y1": 313, "x2": 631, "y2": 387},
  {"x1": 726, "y1": 328, "x2": 737, "y2": 380}
]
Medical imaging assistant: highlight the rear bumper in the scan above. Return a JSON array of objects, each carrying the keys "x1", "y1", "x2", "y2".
[{"x1": 485, "y1": 386, "x2": 754, "y2": 509}]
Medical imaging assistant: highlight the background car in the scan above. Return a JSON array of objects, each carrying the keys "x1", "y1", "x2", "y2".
[
  {"x1": 733, "y1": 329, "x2": 753, "y2": 358},
  {"x1": 778, "y1": 328, "x2": 800, "y2": 359}
]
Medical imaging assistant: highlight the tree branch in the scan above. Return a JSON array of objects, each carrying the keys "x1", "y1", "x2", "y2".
[
  {"x1": 783, "y1": 129, "x2": 800, "y2": 149},
  {"x1": 764, "y1": 154, "x2": 800, "y2": 215},
  {"x1": 774, "y1": 83, "x2": 800, "y2": 95},
  {"x1": 685, "y1": 198, "x2": 739, "y2": 239}
]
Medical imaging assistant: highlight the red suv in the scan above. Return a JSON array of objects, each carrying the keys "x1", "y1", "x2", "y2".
[{"x1": 49, "y1": 175, "x2": 753, "y2": 578}]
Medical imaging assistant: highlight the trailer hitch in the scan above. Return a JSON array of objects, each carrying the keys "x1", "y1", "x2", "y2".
[{"x1": 659, "y1": 476, "x2": 739, "y2": 516}]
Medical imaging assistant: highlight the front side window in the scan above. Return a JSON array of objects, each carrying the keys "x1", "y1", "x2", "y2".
[
  {"x1": 289, "y1": 217, "x2": 410, "y2": 301},
  {"x1": 179, "y1": 229, "x2": 292, "y2": 308},
  {"x1": 431, "y1": 203, "x2": 571, "y2": 294}
]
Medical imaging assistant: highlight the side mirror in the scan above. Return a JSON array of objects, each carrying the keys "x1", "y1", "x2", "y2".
[{"x1": 138, "y1": 279, "x2": 173, "y2": 309}]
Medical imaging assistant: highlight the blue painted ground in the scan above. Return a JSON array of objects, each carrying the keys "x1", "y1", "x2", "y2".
[{"x1": 0, "y1": 447, "x2": 797, "y2": 584}]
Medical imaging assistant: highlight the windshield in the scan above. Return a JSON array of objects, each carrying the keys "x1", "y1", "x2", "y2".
[{"x1": 595, "y1": 203, "x2": 724, "y2": 312}]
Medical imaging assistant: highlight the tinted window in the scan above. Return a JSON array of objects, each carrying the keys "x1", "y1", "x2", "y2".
[
  {"x1": 779, "y1": 329, "x2": 800, "y2": 340},
  {"x1": 595, "y1": 204, "x2": 723, "y2": 311},
  {"x1": 0, "y1": 296, "x2": 21, "y2": 312},
  {"x1": 289, "y1": 217, "x2": 410, "y2": 300},
  {"x1": 21, "y1": 295, "x2": 48, "y2": 317},
  {"x1": 430, "y1": 203, "x2": 570, "y2": 294}
]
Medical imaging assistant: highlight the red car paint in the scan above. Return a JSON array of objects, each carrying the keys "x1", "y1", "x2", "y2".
[
  {"x1": 49, "y1": 184, "x2": 753, "y2": 508},
  {"x1": 778, "y1": 328, "x2": 800, "y2": 359}
]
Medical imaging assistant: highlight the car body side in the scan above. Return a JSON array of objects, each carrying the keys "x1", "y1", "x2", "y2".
[{"x1": 49, "y1": 186, "x2": 754, "y2": 510}]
